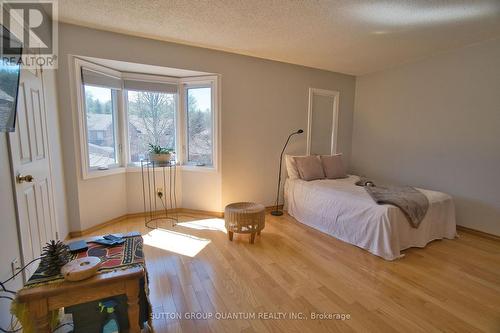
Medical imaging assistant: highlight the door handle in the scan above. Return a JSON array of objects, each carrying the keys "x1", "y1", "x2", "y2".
[{"x1": 16, "y1": 174, "x2": 34, "y2": 183}]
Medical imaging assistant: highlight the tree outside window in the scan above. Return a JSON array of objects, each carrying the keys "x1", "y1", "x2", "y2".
[
  {"x1": 186, "y1": 87, "x2": 212, "y2": 166},
  {"x1": 127, "y1": 90, "x2": 176, "y2": 163}
]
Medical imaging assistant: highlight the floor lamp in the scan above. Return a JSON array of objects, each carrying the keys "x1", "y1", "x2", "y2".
[{"x1": 271, "y1": 129, "x2": 303, "y2": 216}]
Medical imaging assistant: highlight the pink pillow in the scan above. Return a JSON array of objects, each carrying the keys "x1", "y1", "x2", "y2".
[
  {"x1": 321, "y1": 154, "x2": 347, "y2": 179},
  {"x1": 294, "y1": 156, "x2": 325, "y2": 181}
]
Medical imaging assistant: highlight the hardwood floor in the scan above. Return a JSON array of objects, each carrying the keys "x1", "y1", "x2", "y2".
[{"x1": 81, "y1": 212, "x2": 500, "y2": 333}]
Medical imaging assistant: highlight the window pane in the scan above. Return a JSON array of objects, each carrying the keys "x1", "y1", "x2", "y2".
[
  {"x1": 127, "y1": 90, "x2": 176, "y2": 163},
  {"x1": 84, "y1": 85, "x2": 117, "y2": 168},
  {"x1": 187, "y1": 87, "x2": 213, "y2": 166}
]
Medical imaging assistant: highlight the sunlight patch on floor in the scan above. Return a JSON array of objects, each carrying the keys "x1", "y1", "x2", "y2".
[
  {"x1": 142, "y1": 228, "x2": 211, "y2": 257},
  {"x1": 177, "y1": 218, "x2": 227, "y2": 234}
]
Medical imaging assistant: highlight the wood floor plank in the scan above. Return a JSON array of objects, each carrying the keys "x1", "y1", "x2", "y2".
[{"x1": 79, "y1": 212, "x2": 500, "y2": 333}]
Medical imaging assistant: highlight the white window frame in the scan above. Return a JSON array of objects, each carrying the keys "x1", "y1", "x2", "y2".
[
  {"x1": 71, "y1": 56, "x2": 220, "y2": 179},
  {"x1": 181, "y1": 77, "x2": 218, "y2": 171},
  {"x1": 72, "y1": 58, "x2": 125, "y2": 179}
]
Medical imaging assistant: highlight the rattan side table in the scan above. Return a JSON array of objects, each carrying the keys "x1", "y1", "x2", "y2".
[{"x1": 224, "y1": 202, "x2": 265, "y2": 244}]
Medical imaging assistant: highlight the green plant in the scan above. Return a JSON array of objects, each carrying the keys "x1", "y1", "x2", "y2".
[{"x1": 148, "y1": 143, "x2": 174, "y2": 154}]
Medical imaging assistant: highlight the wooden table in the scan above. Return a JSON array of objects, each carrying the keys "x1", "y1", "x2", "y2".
[{"x1": 16, "y1": 265, "x2": 145, "y2": 333}]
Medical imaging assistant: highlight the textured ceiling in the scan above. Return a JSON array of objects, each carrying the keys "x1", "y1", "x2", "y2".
[{"x1": 58, "y1": 0, "x2": 500, "y2": 75}]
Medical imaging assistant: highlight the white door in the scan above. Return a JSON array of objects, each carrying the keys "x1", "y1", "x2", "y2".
[{"x1": 8, "y1": 67, "x2": 58, "y2": 277}]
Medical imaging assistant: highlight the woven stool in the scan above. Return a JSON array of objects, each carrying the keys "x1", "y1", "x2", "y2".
[{"x1": 224, "y1": 202, "x2": 265, "y2": 244}]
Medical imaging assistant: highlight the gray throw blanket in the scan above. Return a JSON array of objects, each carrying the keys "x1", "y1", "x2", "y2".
[{"x1": 356, "y1": 179, "x2": 429, "y2": 228}]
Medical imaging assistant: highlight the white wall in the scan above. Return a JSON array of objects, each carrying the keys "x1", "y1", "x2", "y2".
[
  {"x1": 78, "y1": 173, "x2": 128, "y2": 227},
  {"x1": 125, "y1": 170, "x2": 183, "y2": 215},
  {"x1": 352, "y1": 37, "x2": 500, "y2": 236},
  {"x1": 56, "y1": 23, "x2": 356, "y2": 231},
  {"x1": 180, "y1": 169, "x2": 221, "y2": 212}
]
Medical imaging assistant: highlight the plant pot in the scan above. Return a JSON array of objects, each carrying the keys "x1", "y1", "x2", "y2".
[{"x1": 149, "y1": 153, "x2": 171, "y2": 163}]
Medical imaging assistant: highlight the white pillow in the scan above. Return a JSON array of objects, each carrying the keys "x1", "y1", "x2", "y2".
[{"x1": 285, "y1": 154, "x2": 303, "y2": 179}]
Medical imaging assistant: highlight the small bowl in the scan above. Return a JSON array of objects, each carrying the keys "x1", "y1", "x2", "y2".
[{"x1": 61, "y1": 257, "x2": 101, "y2": 282}]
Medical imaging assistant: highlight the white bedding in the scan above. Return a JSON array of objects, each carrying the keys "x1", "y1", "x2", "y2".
[{"x1": 284, "y1": 175, "x2": 457, "y2": 260}]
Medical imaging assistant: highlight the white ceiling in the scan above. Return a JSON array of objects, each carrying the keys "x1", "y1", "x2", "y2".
[{"x1": 58, "y1": 0, "x2": 500, "y2": 75}]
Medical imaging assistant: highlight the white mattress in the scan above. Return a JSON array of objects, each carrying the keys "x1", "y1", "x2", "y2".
[{"x1": 284, "y1": 175, "x2": 457, "y2": 260}]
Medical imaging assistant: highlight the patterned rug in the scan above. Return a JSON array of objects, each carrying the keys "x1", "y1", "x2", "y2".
[
  {"x1": 14, "y1": 236, "x2": 150, "y2": 332},
  {"x1": 26, "y1": 236, "x2": 144, "y2": 286}
]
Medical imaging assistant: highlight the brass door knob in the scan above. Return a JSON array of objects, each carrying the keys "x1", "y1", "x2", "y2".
[{"x1": 16, "y1": 174, "x2": 34, "y2": 183}]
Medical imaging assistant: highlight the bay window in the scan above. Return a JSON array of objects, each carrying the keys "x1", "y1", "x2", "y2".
[{"x1": 74, "y1": 58, "x2": 218, "y2": 179}]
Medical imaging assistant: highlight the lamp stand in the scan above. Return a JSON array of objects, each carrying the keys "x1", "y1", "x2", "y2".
[{"x1": 271, "y1": 129, "x2": 303, "y2": 216}]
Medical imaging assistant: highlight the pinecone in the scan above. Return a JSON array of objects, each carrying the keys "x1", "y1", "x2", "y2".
[{"x1": 40, "y1": 240, "x2": 71, "y2": 276}]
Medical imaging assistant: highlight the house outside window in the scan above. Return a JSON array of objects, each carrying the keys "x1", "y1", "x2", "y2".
[{"x1": 83, "y1": 84, "x2": 119, "y2": 169}]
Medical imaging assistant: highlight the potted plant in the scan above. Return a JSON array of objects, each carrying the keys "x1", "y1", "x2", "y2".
[{"x1": 148, "y1": 144, "x2": 174, "y2": 163}]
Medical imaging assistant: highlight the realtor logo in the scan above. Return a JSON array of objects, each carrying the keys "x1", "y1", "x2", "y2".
[{"x1": 1, "y1": 0, "x2": 58, "y2": 68}]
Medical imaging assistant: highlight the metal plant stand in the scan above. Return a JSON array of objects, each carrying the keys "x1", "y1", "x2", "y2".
[{"x1": 141, "y1": 159, "x2": 178, "y2": 229}]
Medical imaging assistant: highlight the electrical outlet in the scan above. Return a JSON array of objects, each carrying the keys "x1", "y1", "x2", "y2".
[
  {"x1": 11, "y1": 258, "x2": 19, "y2": 277},
  {"x1": 156, "y1": 187, "x2": 163, "y2": 198}
]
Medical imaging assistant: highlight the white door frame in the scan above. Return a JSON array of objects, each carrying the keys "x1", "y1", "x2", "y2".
[{"x1": 306, "y1": 88, "x2": 340, "y2": 155}]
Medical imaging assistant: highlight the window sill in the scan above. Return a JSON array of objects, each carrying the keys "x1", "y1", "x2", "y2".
[
  {"x1": 180, "y1": 165, "x2": 217, "y2": 173},
  {"x1": 125, "y1": 164, "x2": 218, "y2": 173},
  {"x1": 81, "y1": 164, "x2": 218, "y2": 180},
  {"x1": 82, "y1": 167, "x2": 126, "y2": 180}
]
